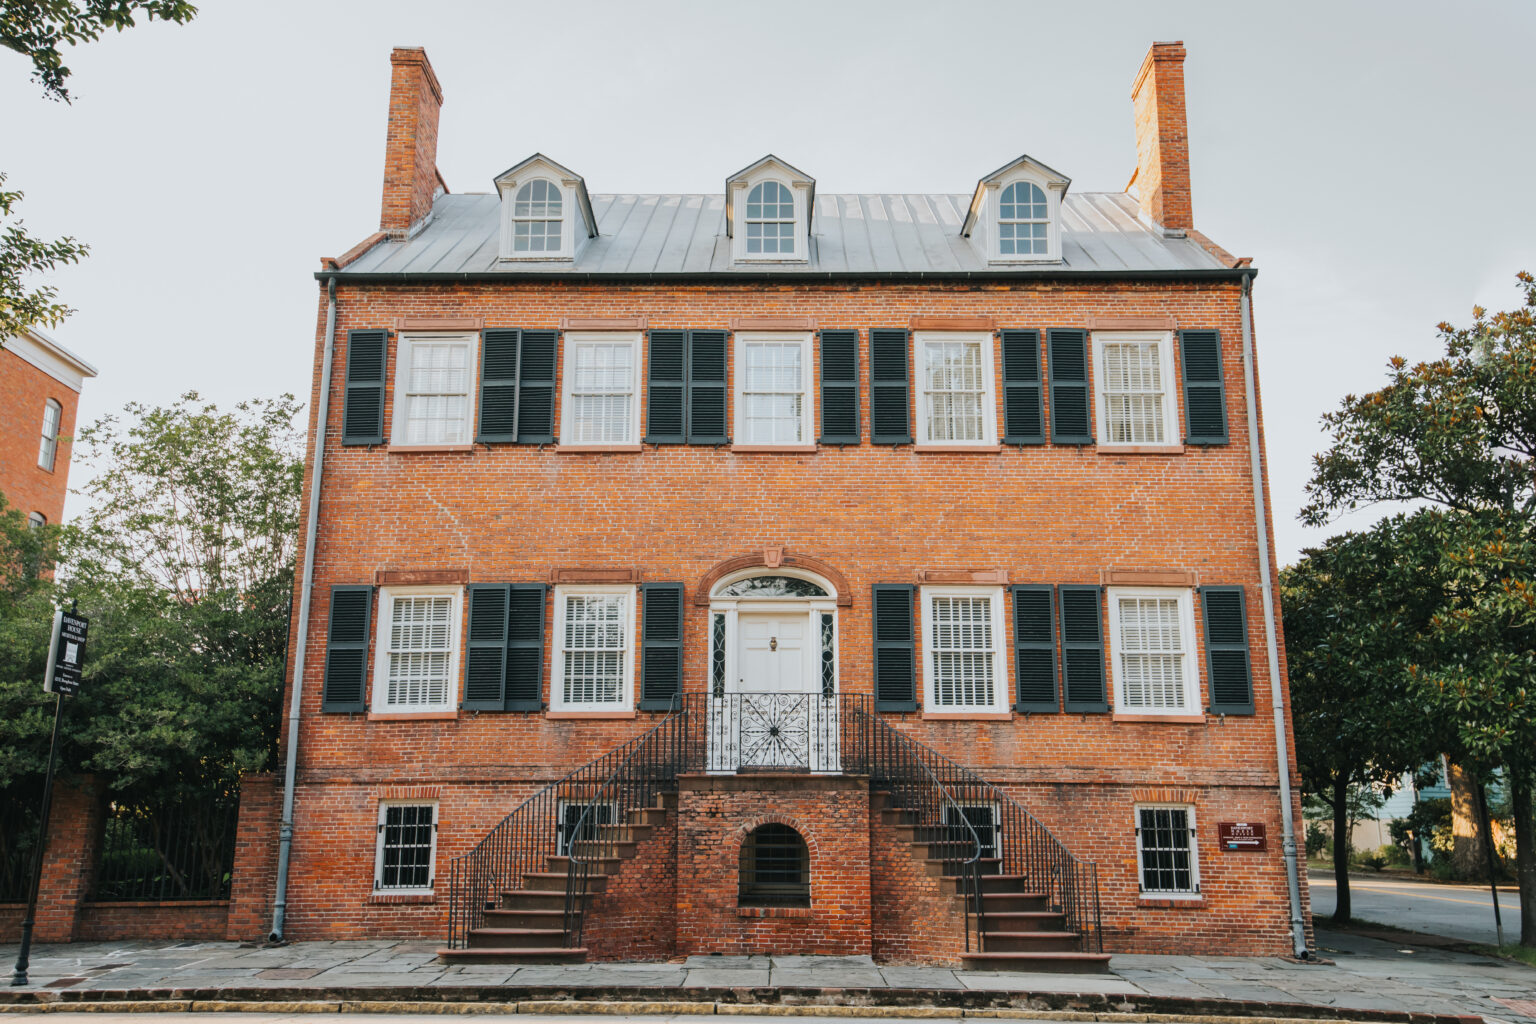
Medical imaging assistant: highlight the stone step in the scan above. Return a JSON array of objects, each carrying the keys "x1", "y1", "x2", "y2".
[
  {"x1": 522, "y1": 871, "x2": 608, "y2": 892},
  {"x1": 437, "y1": 946, "x2": 588, "y2": 965},
  {"x1": 483, "y1": 907, "x2": 573, "y2": 929},
  {"x1": 976, "y1": 892, "x2": 1051, "y2": 913},
  {"x1": 467, "y1": 927, "x2": 567, "y2": 950},
  {"x1": 960, "y1": 951, "x2": 1113, "y2": 974},
  {"x1": 975, "y1": 910, "x2": 1069, "y2": 931},
  {"x1": 547, "y1": 853, "x2": 629, "y2": 872},
  {"x1": 630, "y1": 806, "x2": 668, "y2": 826},
  {"x1": 498, "y1": 888, "x2": 570, "y2": 911},
  {"x1": 942, "y1": 872, "x2": 1030, "y2": 894},
  {"x1": 978, "y1": 930, "x2": 1084, "y2": 953}
]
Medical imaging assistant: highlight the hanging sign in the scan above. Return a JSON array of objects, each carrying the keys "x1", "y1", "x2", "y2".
[
  {"x1": 43, "y1": 610, "x2": 88, "y2": 696},
  {"x1": 1218, "y1": 821, "x2": 1267, "y2": 851}
]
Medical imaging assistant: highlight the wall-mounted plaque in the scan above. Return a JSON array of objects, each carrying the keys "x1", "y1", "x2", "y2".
[{"x1": 1218, "y1": 821, "x2": 1267, "y2": 851}]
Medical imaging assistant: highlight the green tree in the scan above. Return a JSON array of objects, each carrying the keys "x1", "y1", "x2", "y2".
[
  {"x1": 1282, "y1": 518, "x2": 1446, "y2": 922},
  {"x1": 1302, "y1": 271, "x2": 1536, "y2": 945},
  {"x1": 1, "y1": 173, "x2": 90, "y2": 341}
]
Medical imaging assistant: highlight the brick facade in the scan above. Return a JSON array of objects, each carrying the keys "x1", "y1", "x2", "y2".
[{"x1": 0, "y1": 335, "x2": 91, "y2": 526}]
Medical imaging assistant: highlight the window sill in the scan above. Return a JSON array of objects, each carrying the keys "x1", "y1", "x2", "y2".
[
  {"x1": 498, "y1": 255, "x2": 574, "y2": 263},
  {"x1": 368, "y1": 710, "x2": 459, "y2": 721},
  {"x1": 546, "y1": 710, "x2": 637, "y2": 720},
  {"x1": 1112, "y1": 713, "x2": 1205, "y2": 724},
  {"x1": 737, "y1": 905, "x2": 813, "y2": 918},
  {"x1": 386, "y1": 444, "x2": 475, "y2": 454},
  {"x1": 731, "y1": 444, "x2": 818, "y2": 453},
  {"x1": 369, "y1": 891, "x2": 436, "y2": 905},
  {"x1": 922, "y1": 711, "x2": 1013, "y2": 721},
  {"x1": 557, "y1": 444, "x2": 643, "y2": 453},
  {"x1": 1099, "y1": 445, "x2": 1186, "y2": 456},
  {"x1": 914, "y1": 444, "x2": 1002, "y2": 454},
  {"x1": 1137, "y1": 895, "x2": 1204, "y2": 908}
]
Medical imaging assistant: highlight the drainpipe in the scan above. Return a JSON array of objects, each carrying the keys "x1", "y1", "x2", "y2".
[
  {"x1": 270, "y1": 276, "x2": 338, "y2": 942},
  {"x1": 1239, "y1": 272, "x2": 1309, "y2": 959}
]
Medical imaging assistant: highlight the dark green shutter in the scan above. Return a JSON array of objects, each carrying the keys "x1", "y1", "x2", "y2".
[
  {"x1": 1047, "y1": 329, "x2": 1093, "y2": 444},
  {"x1": 505, "y1": 583, "x2": 547, "y2": 710},
  {"x1": 516, "y1": 331, "x2": 557, "y2": 443},
  {"x1": 870, "y1": 329, "x2": 911, "y2": 444},
  {"x1": 322, "y1": 585, "x2": 373, "y2": 712},
  {"x1": 687, "y1": 330, "x2": 729, "y2": 443},
  {"x1": 872, "y1": 584, "x2": 917, "y2": 710},
  {"x1": 645, "y1": 330, "x2": 687, "y2": 443},
  {"x1": 1180, "y1": 330, "x2": 1228, "y2": 445},
  {"x1": 1200, "y1": 586, "x2": 1253, "y2": 714},
  {"x1": 639, "y1": 583, "x2": 685, "y2": 710},
  {"x1": 463, "y1": 584, "x2": 509, "y2": 710},
  {"x1": 1058, "y1": 585, "x2": 1107, "y2": 712},
  {"x1": 818, "y1": 330, "x2": 860, "y2": 444},
  {"x1": 341, "y1": 330, "x2": 388, "y2": 445},
  {"x1": 476, "y1": 330, "x2": 521, "y2": 442},
  {"x1": 1011, "y1": 585, "x2": 1058, "y2": 712},
  {"x1": 1001, "y1": 330, "x2": 1045, "y2": 444}
]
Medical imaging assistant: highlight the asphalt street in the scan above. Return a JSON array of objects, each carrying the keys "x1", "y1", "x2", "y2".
[{"x1": 1309, "y1": 870, "x2": 1522, "y2": 944}]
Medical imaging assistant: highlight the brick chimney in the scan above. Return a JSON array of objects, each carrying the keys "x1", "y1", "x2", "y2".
[
  {"x1": 1130, "y1": 41, "x2": 1193, "y2": 232},
  {"x1": 380, "y1": 47, "x2": 445, "y2": 237}
]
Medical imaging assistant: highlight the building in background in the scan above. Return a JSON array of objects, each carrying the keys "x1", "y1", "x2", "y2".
[{"x1": 0, "y1": 328, "x2": 97, "y2": 525}]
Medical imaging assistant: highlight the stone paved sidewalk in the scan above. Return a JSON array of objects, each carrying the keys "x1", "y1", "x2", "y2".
[{"x1": 0, "y1": 929, "x2": 1530, "y2": 1023}]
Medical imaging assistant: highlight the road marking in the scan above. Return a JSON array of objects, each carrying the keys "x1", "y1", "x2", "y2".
[{"x1": 1311, "y1": 879, "x2": 1518, "y2": 908}]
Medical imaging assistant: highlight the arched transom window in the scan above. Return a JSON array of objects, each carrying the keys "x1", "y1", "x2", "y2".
[
  {"x1": 998, "y1": 181, "x2": 1048, "y2": 256},
  {"x1": 745, "y1": 181, "x2": 795, "y2": 255},
  {"x1": 512, "y1": 179, "x2": 563, "y2": 253}
]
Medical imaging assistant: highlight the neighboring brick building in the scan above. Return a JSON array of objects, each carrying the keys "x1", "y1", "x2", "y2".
[
  {"x1": 0, "y1": 328, "x2": 96, "y2": 527},
  {"x1": 275, "y1": 42, "x2": 1310, "y2": 968}
]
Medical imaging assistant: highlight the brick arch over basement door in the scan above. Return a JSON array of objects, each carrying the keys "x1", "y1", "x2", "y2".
[{"x1": 695, "y1": 550, "x2": 854, "y2": 607}]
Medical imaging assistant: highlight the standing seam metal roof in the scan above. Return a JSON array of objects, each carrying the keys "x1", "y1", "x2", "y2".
[{"x1": 338, "y1": 191, "x2": 1229, "y2": 276}]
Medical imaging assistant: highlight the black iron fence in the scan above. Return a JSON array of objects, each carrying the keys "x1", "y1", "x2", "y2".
[
  {"x1": 93, "y1": 794, "x2": 239, "y2": 902},
  {"x1": 0, "y1": 794, "x2": 42, "y2": 902}
]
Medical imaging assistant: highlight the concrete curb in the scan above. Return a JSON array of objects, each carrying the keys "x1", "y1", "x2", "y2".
[{"x1": 0, "y1": 987, "x2": 1485, "y2": 1024}]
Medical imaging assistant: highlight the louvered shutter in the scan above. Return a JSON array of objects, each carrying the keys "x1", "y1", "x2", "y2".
[
  {"x1": 516, "y1": 330, "x2": 557, "y2": 443},
  {"x1": 462, "y1": 584, "x2": 509, "y2": 710},
  {"x1": 687, "y1": 330, "x2": 729, "y2": 443},
  {"x1": 645, "y1": 330, "x2": 687, "y2": 443},
  {"x1": 504, "y1": 583, "x2": 547, "y2": 710},
  {"x1": 1047, "y1": 329, "x2": 1093, "y2": 444},
  {"x1": 322, "y1": 585, "x2": 373, "y2": 711},
  {"x1": 1001, "y1": 330, "x2": 1045, "y2": 444},
  {"x1": 1058, "y1": 585, "x2": 1107, "y2": 712},
  {"x1": 476, "y1": 329, "x2": 521, "y2": 442},
  {"x1": 1200, "y1": 586, "x2": 1254, "y2": 714},
  {"x1": 872, "y1": 584, "x2": 917, "y2": 710},
  {"x1": 1180, "y1": 330, "x2": 1229, "y2": 445},
  {"x1": 818, "y1": 330, "x2": 860, "y2": 444},
  {"x1": 1011, "y1": 585, "x2": 1059, "y2": 712},
  {"x1": 341, "y1": 330, "x2": 388, "y2": 445},
  {"x1": 639, "y1": 583, "x2": 685, "y2": 711},
  {"x1": 869, "y1": 329, "x2": 912, "y2": 444}
]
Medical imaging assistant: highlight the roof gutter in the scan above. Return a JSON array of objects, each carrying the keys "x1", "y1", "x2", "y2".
[
  {"x1": 270, "y1": 276, "x2": 337, "y2": 942},
  {"x1": 314, "y1": 267, "x2": 1255, "y2": 286},
  {"x1": 1239, "y1": 271, "x2": 1309, "y2": 959}
]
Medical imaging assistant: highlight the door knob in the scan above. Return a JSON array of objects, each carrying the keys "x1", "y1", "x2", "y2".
[{"x1": 770, "y1": 637, "x2": 777, "y2": 651}]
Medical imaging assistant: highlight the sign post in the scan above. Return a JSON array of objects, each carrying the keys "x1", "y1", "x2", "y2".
[{"x1": 11, "y1": 605, "x2": 87, "y2": 988}]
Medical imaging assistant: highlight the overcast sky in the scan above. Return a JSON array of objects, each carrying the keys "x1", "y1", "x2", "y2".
[{"x1": 5, "y1": 0, "x2": 1534, "y2": 563}]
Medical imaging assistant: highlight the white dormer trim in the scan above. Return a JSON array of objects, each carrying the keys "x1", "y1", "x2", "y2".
[
  {"x1": 493, "y1": 154, "x2": 598, "y2": 263},
  {"x1": 725, "y1": 155, "x2": 814, "y2": 265},
  {"x1": 3, "y1": 328, "x2": 98, "y2": 393},
  {"x1": 960, "y1": 155, "x2": 1070, "y2": 265}
]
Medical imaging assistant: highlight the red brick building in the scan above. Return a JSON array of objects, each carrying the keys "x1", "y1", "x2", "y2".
[
  {"x1": 275, "y1": 42, "x2": 1311, "y2": 968},
  {"x1": 0, "y1": 328, "x2": 96, "y2": 527}
]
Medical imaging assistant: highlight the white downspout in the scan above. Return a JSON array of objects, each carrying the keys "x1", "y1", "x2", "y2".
[
  {"x1": 269, "y1": 275, "x2": 337, "y2": 942},
  {"x1": 1239, "y1": 272, "x2": 1309, "y2": 958}
]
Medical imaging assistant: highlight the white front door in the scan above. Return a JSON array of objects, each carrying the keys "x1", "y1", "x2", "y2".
[
  {"x1": 710, "y1": 610, "x2": 838, "y2": 772},
  {"x1": 736, "y1": 613, "x2": 809, "y2": 694}
]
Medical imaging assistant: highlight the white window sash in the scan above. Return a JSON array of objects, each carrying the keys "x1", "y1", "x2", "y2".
[
  {"x1": 1134, "y1": 804, "x2": 1200, "y2": 898},
  {"x1": 921, "y1": 586, "x2": 1007, "y2": 713},
  {"x1": 1108, "y1": 587, "x2": 1197, "y2": 714},
  {"x1": 371, "y1": 587, "x2": 461, "y2": 713},
  {"x1": 560, "y1": 333, "x2": 641, "y2": 445},
  {"x1": 390, "y1": 334, "x2": 478, "y2": 448},
  {"x1": 733, "y1": 333, "x2": 812, "y2": 444},
  {"x1": 374, "y1": 801, "x2": 438, "y2": 892},
  {"x1": 1093, "y1": 332, "x2": 1178, "y2": 448},
  {"x1": 914, "y1": 333, "x2": 996, "y2": 446},
  {"x1": 552, "y1": 585, "x2": 635, "y2": 710}
]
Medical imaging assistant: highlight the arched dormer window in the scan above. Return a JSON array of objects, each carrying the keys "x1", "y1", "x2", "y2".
[
  {"x1": 744, "y1": 181, "x2": 795, "y2": 255},
  {"x1": 998, "y1": 181, "x2": 1049, "y2": 257},
  {"x1": 512, "y1": 179, "x2": 563, "y2": 253}
]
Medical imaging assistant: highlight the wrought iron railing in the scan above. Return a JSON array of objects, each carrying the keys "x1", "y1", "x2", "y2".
[
  {"x1": 0, "y1": 794, "x2": 42, "y2": 902},
  {"x1": 93, "y1": 794, "x2": 239, "y2": 902},
  {"x1": 446, "y1": 692, "x2": 1100, "y2": 955}
]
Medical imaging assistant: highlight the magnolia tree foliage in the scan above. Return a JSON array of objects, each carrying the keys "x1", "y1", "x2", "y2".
[
  {"x1": 1300, "y1": 271, "x2": 1536, "y2": 943},
  {"x1": 0, "y1": 174, "x2": 89, "y2": 341}
]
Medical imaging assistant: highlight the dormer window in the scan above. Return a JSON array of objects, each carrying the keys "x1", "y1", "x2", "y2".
[
  {"x1": 726, "y1": 155, "x2": 814, "y2": 264},
  {"x1": 745, "y1": 181, "x2": 795, "y2": 256},
  {"x1": 998, "y1": 181, "x2": 1048, "y2": 257},
  {"x1": 512, "y1": 179, "x2": 562, "y2": 253}
]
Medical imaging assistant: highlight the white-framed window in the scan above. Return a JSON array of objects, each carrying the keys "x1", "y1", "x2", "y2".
[
  {"x1": 556, "y1": 800, "x2": 618, "y2": 855},
  {"x1": 733, "y1": 332, "x2": 813, "y2": 444},
  {"x1": 921, "y1": 586, "x2": 1009, "y2": 713},
  {"x1": 26, "y1": 511, "x2": 46, "y2": 529},
  {"x1": 1108, "y1": 587, "x2": 1199, "y2": 715},
  {"x1": 374, "y1": 801, "x2": 438, "y2": 893},
  {"x1": 371, "y1": 586, "x2": 462, "y2": 713},
  {"x1": 998, "y1": 181, "x2": 1049, "y2": 257},
  {"x1": 744, "y1": 180, "x2": 796, "y2": 255},
  {"x1": 391, "y1": 333, "x2": 478, "y2": 446},
  {"x1": 552, "y1": 585, "x2": 635, "y2": 711},
  {"x1": 512, "y1": 178, "x2": 563, "y2": 253},
  {"x1": 915, "y1": 332, "x2": 997, "y2": 446},
  {"x1": 38, "y1": 398, "x2": 61, "y2": 471},
  {"x1": 1094, "y1": 332, "x2": 1179, "y2": 447},
  {"x1": 942, "y1": 802, "x2": 1001, "y2": 860},
  {"x1": 1135, "y1": 804, "x2": 1200, "y2": 898},
  {"x1": 560, "y1": 332, "x2": 641, "y2": 445}
]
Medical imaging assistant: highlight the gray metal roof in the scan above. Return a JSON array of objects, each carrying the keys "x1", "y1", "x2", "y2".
[{"x1": 337, "y1": 191, "x2": 1231, "y2": 278}]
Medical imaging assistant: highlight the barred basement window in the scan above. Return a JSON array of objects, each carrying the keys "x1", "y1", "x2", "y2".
[
  {"x1": 1136, "y1": 805, "x2": 1200, "y2": 897},
  {"x1": 374, "y1": 588, "x2": 460, "y2": 713},
  {"x1": 739, "y1": 823, "x2": 809, "y2": 906},
  {"x1": 923, "y1": 587, "x2": 1008, "y2": 712},
  {"x1": 375, "y1": 803, "x2": 437, "y2": 892},
  {"x1": 942, "y1": 803, "x2": 999, "y2": 860},
  {"x1": 556, "y1": 800, "x2": 617, "y2": 855}
]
